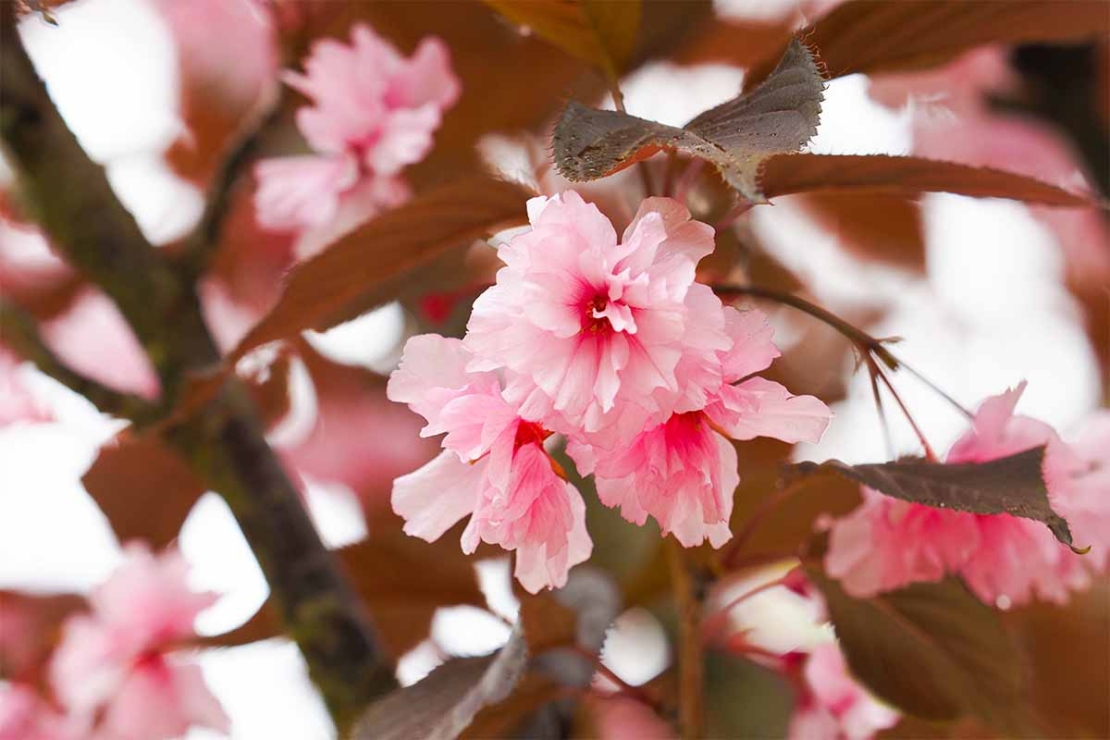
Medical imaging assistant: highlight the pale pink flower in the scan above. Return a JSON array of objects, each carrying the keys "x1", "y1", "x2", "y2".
[
  {"x1": 590, "y1": 695, "x2": 676, "y2": 740},
  {"x1": 466, "y1": 193, "x2": 730, "y2": 444},
  {"x1": 0, "y1": 684, "x2": 80, "y2": 740},
  {"x1": 254, "y1": 24, "x2": 458, "y2": 231},
  {"x1": 388, "y1": 334, "x2": 592, "y2": 592},
  {"x1": 826, "y1": 384, "x2": 1109, "y2": 606},
  {"x1": 788, "y1": 643, "x2": 900, "y2": 740},
  {"x1": 0, "y1": 350, "x2": 51, "y2": 426},
  {"x1": 49, "y1": 544, "x2": 229, "y2": 739},
  {"x1": 571, "y1": 308, "x2": 831, "y2": 547},
  {"x1": 254, "y1": 154, "x2": 359, "y2": 231}
]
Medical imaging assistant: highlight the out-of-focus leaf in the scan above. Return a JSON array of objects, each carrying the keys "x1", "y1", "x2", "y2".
[
  {"x1": 759, "y1": 153, "x2": 1099, "y2": 206},
  {"x1": 669, "y1": 16, "x2": 794, "y2": 70},
  {"x1": 204, "y1": 525, "x2": 486, "y2": 658},
  {"x1": 468, "y1": 568, "x2": 622, "y2": 739},
  {"x1": 795, "y1": 193, "x2": 926, "y2": 271},
  {"x1": 1003, "y1": 582, "x2": 1110, "y2": 738},
  {"x1": 233, "y1": 177, "x2": 531, "y2": 356},
  {"x1": 745, "y1": 0, "x2": 1110, "y2": 89},
  {"x1": 791, "y1": 448, "x2": 1080, "y2": 551},
  {"x1": 0, "y1": 590, "x2": 85, "y2": 682},
  {"x1": 808, "y1": 570, "x2": 1033, "y2": 732},
  {"x1": 81, "y1": 432, "x2": 208, "y2": 549},
  {"x1": 484, "y1": 0, "x2": 641, "y2": 84},
  {"x1": 350, "y1": 623, "x2": 528, "y2": 740},
  {"x1": 553, "y1": 38, "x2": 823, "y2": 201}
]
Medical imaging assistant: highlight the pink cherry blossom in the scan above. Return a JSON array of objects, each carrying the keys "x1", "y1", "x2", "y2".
[
  {"x1": 254, "y1": 24, "x2": 459, "y2": 231},
  {"x1": 465, "y1": 193, "x2": 730, "y2": 444},
  {"x1": 825, "y1": 384, "x2": 1109, "y2": 606},
  {"x1": 0, "y1": 349, "x2": 51, "y2": 426},
  {"x1": 388, "y1": 334, "x2": 591, "y2": 592},
  {"x1": 570, "y1": 308, "x2": 831, "y2": 547},
  {"x1": 788, "y1": 643, "x2": 900, "y2": 740},
  {"x1": 49, "y1": 544, "x2": 229, "y2": 739},
  {"x1": 0, "y1": 684, "x2": 80, "y2": 740}
]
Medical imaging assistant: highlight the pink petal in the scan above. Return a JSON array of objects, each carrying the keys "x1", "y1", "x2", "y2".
[
  {"x1": 708, "y1": 377, "x2": 832, "y2": 444},
  {"x1": 392, "y1": 450, "x2": 482, "y2": 542}
]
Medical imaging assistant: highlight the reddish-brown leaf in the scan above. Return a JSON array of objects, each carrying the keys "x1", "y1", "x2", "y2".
[
  {"x1": 796, "y1": 193, "x2": 927, "y2": 270},
  {"x1": 760, "y1": 153, "x2": 1098, "y2": 206},
  {"x1": 204, "y1": 525, "x2": 487, "y2": 659},
  {"x1": 233, "y1": 177, "x2": 531, "y2": 356},
  {"x1": 0, "y1": 590, "x2": 86, "y2": 683},
  {"x1": 484, "y1": 0, "x2": 641, "y2": 84},
  {"x1": 746, "y1": 0, "x2": 1110, "y2": 88},
  {"x1": 808, "y1": 570, "x2": 1034, "y2": 733},
  {"x1": 81, "y1": 432, "x2": 208, "y2": 549}
]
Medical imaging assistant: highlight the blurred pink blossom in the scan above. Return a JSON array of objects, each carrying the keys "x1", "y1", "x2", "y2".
[
  {"x1": 40, "y1": 290, "x2": 160, "y2": 402},
  {"x1": 254, "y1": 24, "x2": 459, "y2": 232},
  {"x1": 825, "y1": 384, "x2": 1110, "y2": 606},
  {"x1": 788, "y1": 643, "x2": 900, "y2": 740},
  {"x1": 388, "y1": 334, "x2": 591, "y2": 593},
  {"x1": 49, "y1": 544, "x2": 229, "y2": 739},
  {"x1": 0, "y1": 684, "x2": 80, "y2": 740},
  {"x1": 0, "y1": 350, "x2": 51, "y2": 426}
]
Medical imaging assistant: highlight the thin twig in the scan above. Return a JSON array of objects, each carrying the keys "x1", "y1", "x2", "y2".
[
  {"x1": 701, "y1": 572, "x2": 796, "y2": 646},
  {"x1": 713, "y1": 284, "x2": 973, "y2": 419},
  {"x1": 667, "y1": 539, "x2": 704, "y2": 740},
  {"x1": 0, "y1": 301, "x2": 157, "y2": 422},
  {"x1": 875, "y1": 365, "x2": 938, "y2": 461},
  {"x1": 180, "y1": 85, "x2": 286, "y2": 278},
  {"x1": 867, "y1": 358, "x2": 896, "y2": 461}
]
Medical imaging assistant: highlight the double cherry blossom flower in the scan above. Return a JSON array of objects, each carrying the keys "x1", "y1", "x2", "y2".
[
  {"x1": 825, "y1": 383, "x2": 1110, "y2": 607},
  {"x1": 43, "y1": 545, "x2": 227, "y2": 740},
  {"x1": 254, "y1": 24, "x2": 459, "y2": 233},
  {"x1": 388, "y1": 192, "x2": 832, "y2": 591}
]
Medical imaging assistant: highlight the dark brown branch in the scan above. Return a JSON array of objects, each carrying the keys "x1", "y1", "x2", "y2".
[
  {"x1": 0, "y1": 8, "x2": 213, "y2": 399},
  {"x1": 0, "y1": 300, "x2": 157, "y2": 421},
  {"x1": 163, "y1": 382, "x2": 398, "y2": 726},
  {"x1": 0, "y1": 8, "x2": 396, "y2": 726}
]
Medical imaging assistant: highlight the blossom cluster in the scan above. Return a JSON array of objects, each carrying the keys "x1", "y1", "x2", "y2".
[
  {"x1": 0, "y1": 545, "x2": 227, "y2": 740},
  {"x1": 388, "y1": 191, "x2": 832, "y2": 592},
  {"x1": 713, "y1": 566, "x2": 899, "y2": 740},
  {"x1": 254, "y1": 24, "x2": 459, "y2": 234},
  {"x1": 825, "y1": 383, "x2": 1110, "y2": 607}
]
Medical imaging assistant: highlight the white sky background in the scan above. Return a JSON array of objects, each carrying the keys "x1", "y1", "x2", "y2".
[{"x1": 0, "y1": 1, "x2": 1103, "y2": 738}]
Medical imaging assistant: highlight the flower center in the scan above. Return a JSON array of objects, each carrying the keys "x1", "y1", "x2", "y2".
[
  {"x1": 583, "y1": 294, "x2": 612, "y2": 334},
  {"x1": 514, "y1": 420, "x2": 552, "y2": 450}
]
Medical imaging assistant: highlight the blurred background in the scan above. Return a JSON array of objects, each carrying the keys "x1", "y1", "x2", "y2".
[{"x1": 1, "y1": 0, "x2": 1106, "y2": 738}]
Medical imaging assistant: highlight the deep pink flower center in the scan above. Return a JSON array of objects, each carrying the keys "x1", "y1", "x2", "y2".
[
  {"x1": 514, "y1": 421, "x2": 552, "y2": 450},
  {"x1": 582, "y1": 294, "x2": 611, "y2": 335}
]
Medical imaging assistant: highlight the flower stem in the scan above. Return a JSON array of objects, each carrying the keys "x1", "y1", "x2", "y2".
[{"x1": 667, "y1": 539, "x2": 705, "y2": 740}]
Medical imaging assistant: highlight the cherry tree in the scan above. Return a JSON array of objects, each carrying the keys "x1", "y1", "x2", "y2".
[{"x1": 1, "y1": 1, "x2": 1107, "y2": 738}]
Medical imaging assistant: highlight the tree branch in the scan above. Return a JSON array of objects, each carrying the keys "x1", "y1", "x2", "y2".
[
  {"x1": 178, "y1": 85, "x2": 287, "y2": 279},
  {"x1": 0, "y1": 300, "x2": 157, "y2": 421},
  {"x1": 0, "y1": 8, "x2": 397, "y2": 726},
  {"x1": 0, "y1": 7, "x2": 213, "y2": 399}
]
